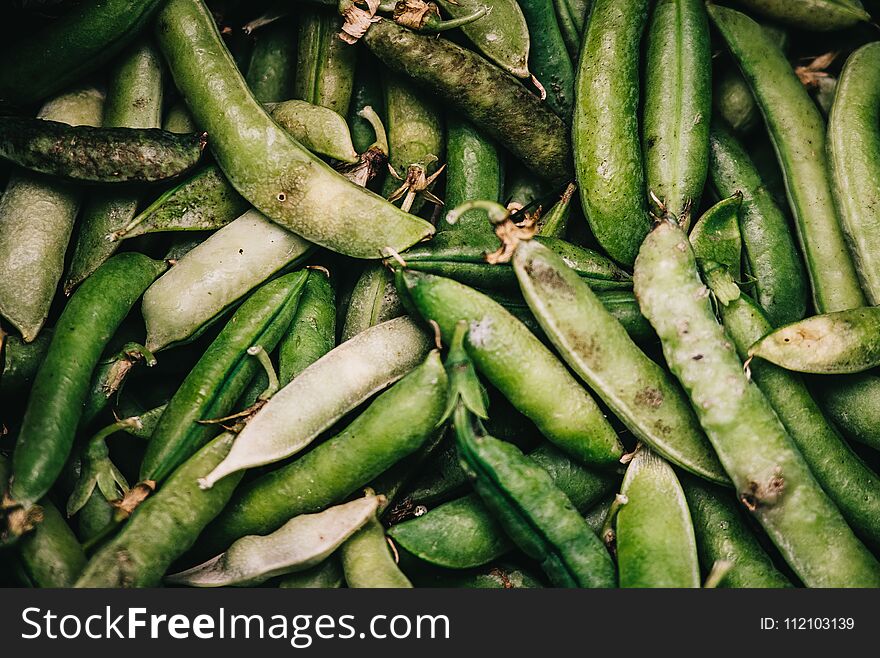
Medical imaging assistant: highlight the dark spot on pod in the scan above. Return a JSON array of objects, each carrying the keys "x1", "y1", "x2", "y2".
[{"x1": 635, "y1": 387, "x2": 664, "y2": 409}]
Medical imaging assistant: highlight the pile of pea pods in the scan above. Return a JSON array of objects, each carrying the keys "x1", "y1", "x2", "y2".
[{"x1": 1, "y1": 0, "x2": 880, "y2": 590}]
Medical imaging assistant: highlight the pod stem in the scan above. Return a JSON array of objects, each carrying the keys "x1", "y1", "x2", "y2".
[
  {"x1": 359, "y1": 105, "x2": 388, "y2": 156},
  {"x1": 599, "y1": 493, "x2": 629, "y2": 556},
  {"x1": 248, "y1": 345, "x2": 280, "y2": 401},
  {"x1": 447, "y1": 200, "x2": 539, "y2": 264},
  {"x1": 419, "y1": 6, "x2": 489, "y2": 33},
  {"x1": 703, "y1": 560, "x2": 733, "y2": 589},
  {"x1": 387, "y1": 159, "x2": 445, "y2": 213},
  {"x1": 439, "y1": 321, "x2": 489, "y2": 424}
]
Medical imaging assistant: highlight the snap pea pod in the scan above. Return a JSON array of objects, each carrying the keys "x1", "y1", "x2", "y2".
[
  {"x1": 341, "y1": 265, "x2": 404, "y2": 341},
  {"x1": 163, "y1": 102, "x2": 197, "y2": 134},
  {"x1": 633, "y1": 221, "x2": 880, "y2": 587},
  {"x1": 0, "y1": 117, "x2": 205, "y2": 184},
  {"x1": 278, "y1": 269, "x2": 337, "y2": 384},
  {"x1": 168, "y1": 495, "x2": 380, "y2": 587},
  {"x1": 681, "y1": 475, "x2": 792, "y2": 588},
  {"x1": 64, "y1": 40, "x2": 165, "y2": 292},
  {"x1": 348, "y1": 57, "x2": 386, "y2": 155},
  {"x1": 278, "y1": 557, "x2": 344, "y2": 589},
  {"x1": 713, "y1": 67, "x2": 759, "y2": 137},
  {"x1": 708, "y1": 4, "x2": 865, "y2": 314},
  {"x1": 573, "y1": 0, "x2": 651, "y2": 266},
  {"x1": 245, "y1": 18, "x2": 297, "y2": 103},
  {"x1": 400, "y1": 233, "x2": 631, "y2": 292},
  {"x1": 75, "y1": 432, "x2": 243, "y2": 588},
  {"x1": 553, "y1": 0, "x2": 582, "y2": 60},
  {"x1": 827, "y1": 43, "x2": 880, "y2": 305},
  {"x1": 517, "y1": 0, "x2": 574, "y2": 118},
  {"x1": 815, "y1": 374, "x2": 880, "y2": 452},
  {"x1": 3, "y1": 253, "x2": 166, "y2": 540},
  {"x1": 140, "y1": 271, "x2": 308, "y2": 485},
  {"x1": 199, "y1": 317, "x2": 432, "y2": 488},
  {"x1": 731, "y1": 0, "x2": 870, "y2": 30},
  {"x1": 340, "y1": 515, "x2": 413, "y2": 588},
  {"x1": 0, "y1": 0, "x2": 165, "y2": 104},
  {"x1": 156, "y1": 0, "x2": 434, "y2": 259},
  {"x1": 688, "y1": 194, "x2": 743, "y2": 276},
  {"x1": 0, "y1": 331, "x2": 51, "y2": 400},
  {"x1": 142, "y1": 209, "x2": 312, "y2": 352},
  {"x1": 442, "y1": 116, "x2": 504, "y2": 247},
  {"x1": 196, "y1": 347, "x2": 445, "y2": 554},
  {"x1": 513, "y1": 239, "x2": 727, "y2": 484},
  {"x1": 704, "y1": 263, "x2": 880, "y2": 549},
  {"x1": 363, "y1": 18, "x2": 571, "y2": 185},
  {"x1": 616, "y1": 448, "x2": 700, "y2": 588},
  {"x1": 537, "y1": 183, "x2": 575, "y2": 239},
  {"x1": 749, "y1": 308, "x2": 880, "y2": 375},
  {"x1": 0, "y1": 86, "x2": 104, "y2": 342},
  {"x1": 390, "y1": 443, "x2": 616, "y2": 569},
  {"x1": 17, "y1": 498, "x2": 87, "y2": 588},
  {"x1": 708, "y1": 122, "x2": 808, "y2": 326},
  {"x1": 294, "y1": 7, "x2": 356, "y2": 115},
  {"x1": 268, "y1": 100, "x2": 359, "y2": 163}
]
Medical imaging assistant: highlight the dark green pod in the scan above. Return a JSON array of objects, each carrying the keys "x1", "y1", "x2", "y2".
[
  {"x1": 245, "y1": 19, "x2": 297, "y2": 103},
  {"x1": 17, "y1": 499, "x2": 86, "y2": 587},
  {"x1": 278, "y1": 269, "x2": 337, "y2": 385},
  {"x1": 517, "y1": 0, "x2": 575, "y2": 118},
  {"x1": 0, "y1": 331, "x2": 51, "y2": 400}
]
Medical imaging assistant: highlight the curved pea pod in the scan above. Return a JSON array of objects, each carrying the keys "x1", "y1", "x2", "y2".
[
  {"x1": 156, "y1": 0, "x2": 434, "y2": 259},
  {"x1": 17, "y1": 499, "x2": 86, "y2": 587},
  {"x1": 689, "y1": 193, "x2": 743, "y2": 277},
  {"x1": 167, "y1": 494, "x2": 380, "y2": 588},
  {"x1": 398, "y1": 270, "x2": 624, "y2": 467},
  {"x1": 388, "y1": 444, "x2": 618, "y2": 569},
  {"x1": 195, "y1": 348, "x2": 446, "y2": 554},
  {"x1": 278, "y1": 557, "x2": 344, "y2": 589},
  {"x1": 0, "y1": 331, "x2": 51, "y2": 400},
  {"x1": 294, "y1": 7, "x2": 357, "y2": 114},
  {"x1": 713, "y1": 67, "x2": 759, "y2": 137},
  {"x1": 198, "y1": 317, "x2": 431, "y2": 488},
  {"x1": 615, "y1": 448, "x2": 700, "y2": 588},
  {"x1": 703, "y1": 264, "x2": 880, "y2": 549},
  {"x1": 363, "y1": 18, "x2": 571, "y2": 185},
  {"x1": 142, "y1": 210, "x2": 312, "y2": 352},
  {"x1": 513, "y1": 239, "x2": 727, "y2": 484},
  {"x1": 681, "y1": 475, "x2": 792, "y2": 588},
  {"x1": 0, "y1": 86, "x2": 104, "y2": 342},
  {"x1": 340, "y1": 515, "x2": 413, "y2": 588},
  {"x1": 75, "y1": 432, "x2": 244, "y2": 588},
  {"x1": 341, "y1": 264, "x2": 404, "y2": 341},
  {"x1": 455, "y1": 410, "x2": 617, "y2": 588},
  {"x1": 3, "y1": 253, "x2": 166, "y2": 540},
  {"x1": 708, "y1": 5, "x2": 865, "y2": 314},
  {"x1": 730, "y1": 0, "x2": 870, "y2": 30},
  {"x1": 516, "y1": 0, "x2": 573, "y2": 117},
  {"x1": 538, "y1": 183, "x2": 575, "y2": 239},
  {"x1": 140, "y1": 271, "x2": 308, "y2": 484},
  {"x1": 245, "y1": 18, "x2": 297, "y2": 103},
  {"x1": 633, "y1": 221, "x2": 880, "y2": 587},
  {"x1": 642, "y1": 0, "x2": 711, "y2": 227},
  {"x1": 748, "y1": 308, "x2": 880, "y2": 375},
  {"x1": 278, "y1": 269, "x2": 337, "y2": 384},
  {"x1": 827, "y1": 43, "x2": 880, "y2": 305},
  {"x1": 708, "y1": 122, "x2": 808, "y2": 326},
  {"x1": 268, "y1": 100, "x2": 358, "y2": 163},
  {"x1": 816, "y1": 374, "x2": 880, "y2": 452}
]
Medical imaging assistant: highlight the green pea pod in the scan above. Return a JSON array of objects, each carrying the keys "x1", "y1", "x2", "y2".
[
  {"x1": 140, "y1": 271, "x2": 308, "y2": 484},
  {"x1": 517, "y1": 0, "x2": 574, "y2": 118},
  {"x1": 713, "y1": 67, "x2": 759, "y2": 137},
  {"x1": 17, "y1": 499, "x2": 86, "y2": 587},
  {"x1": 167, "y1": 494, "x2": 380, "y2": 587},
  {"x1": 399, "y1": 270, "x2": 624, "y2": 466},
  {"x1": 504, "y1": 164, "x2": 549, "y2": 209},
  {"x1": 294, "y1": 7, "x2": 356, "y2": 114},
  {"x1": 196, "y1": 347, "x2": 445, "y2": 555},
  {"x1": 278, "y1": 557, "x2": 344, "y2": 589},
  {"x1": 441, "y1": 116, "x2": 503, "y2": 247},
  {"x1": 64, "y1": 40, "x2": 165, "y2": 292},
  {"x1": 616, "y1": 448, "x2": 700, "y2": 588},
  {"x1": 455, "y1": 409, "x2": 617, "y2": 588},
  {"x1": 341, "y1": 515, "x2": 413, "y2": 588},
  {"x1": 513, "y1": 239, "x2": 727, "y2": 484},
  {"x1": 681, "y1": 474, "x2": 792, "y2": 588},
  {"x1": 278, "y1": 269, "x2": 337, "y2": 385},
  {"x1": 708, "y1": 122, "x2": 808, "y2": 326},
  {"x1": 245, "y1": 18, "x2": 297, "y2": 103},
  {"x1": 553, "y1": 0, "x2": 582, "y2": 60},
  {"x1": 708, "y1": 4, "x2": 865, "y2": 313},
  {"x1": 730, "y1": 0, "x2": 870, "y2": 30},
  {"x1": 75, "y1": 432, "x2": 244, "y2": 588},
  {"x1": 827, "y1": 43, "x2": 880, "y2": 305},
  {"x1": 268, "y1": 100, "x2": 359, "y2": 163},
  {"x1": 0, "y1": 86, "x2": 104, "y2": 342},
  {"x1": 815, "y1": 374, "x2": 880, "y2": 452},
  {"x1": 0, "y1": 331, "x2": 51, "y2": 400},
  {"x1": 573, "y1": 0, "x2": 651, "y2": 266},
  {"x1": 112, "y1": 165, "x2": 249, "y2": 241},
  {"x1": 199, "y1": 317, "x2": 431, "y2": 488},
  {"x1": 633, "y1": 221, "x2": 880, "y2": 588},
  {"x1": 537, "y1": 183, "x2": 575, "y2": 239},
  {"x1": 363, "y1": 18, "x2": 571, "y2": 185},
  {"x1": 689, "y1": 193, "x2": 743, "y2": 277},
  {"x1": 705, "y1": 263, "x2": 880, "y2": 549},
  {"x1": 142, "y1": 209, "x2": 312, "y2": 352},
  {"x1": 163, "y1": 102, "x2": 197, "y2": 134},
  {"x1": 341, "y1": 264, "x2": 404, "y2": 341},
  {"x1": 156, "y1": 0, "x2": 434, "y2": 259},
  {"x1": 3, "y1": 253, "x2": 166, "y2": 539},
  {"x1": 0, "y1": 0, "x2": 166, "y2": 105},
  {"x1": 748, "y1": 307, "x2": 880, "y2": 374},
  {"x1": 411, "y1": 562, "x2": 545, "y2": 588},
  {"x1": 348, "y1": 57, "x2": 386, "y2": 155}
]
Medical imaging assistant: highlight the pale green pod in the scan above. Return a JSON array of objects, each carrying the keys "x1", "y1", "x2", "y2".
[
  {"x1": 340, "y1": 515, "x2": 413, "y2": 588},
  {"x1": 341, "y1": 264, "x2": 404, "y2": 342},
  {"x1": 268, "y1": 99, "x2": 358, "y2": 163}
]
